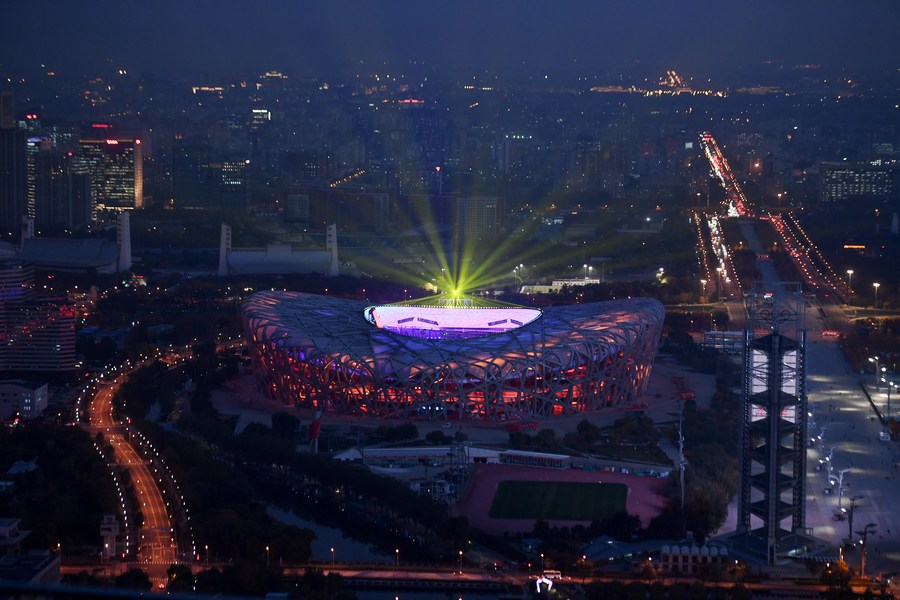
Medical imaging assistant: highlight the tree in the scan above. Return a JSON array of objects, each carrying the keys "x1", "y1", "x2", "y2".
[
  {"x1": 194, "y1": 567, "x2": 224, "y2": 594},
  {"x1": 167, "y1": 563, "x2": 194, "y2": 592},
  {"x1": 375, "y1": 423, "x2": 419, "y2": 442},
  {"x1": 271, "y1": 412, "x2": 300, "y2": 441},
  {"x1": 425, "y1": 430, "x2": 451, "y2": 444},
  {"x1": 730, "y1": 584, "x2": 751, "y2": 600},
  {"x1": 589, "y1": 511, "x2": 641, "y2": 541},
  {"x1": 115, "y1": 568, "x2": 152, "y2": 590},
  {"x1": 536, "y1": 428, "x2": 557, "y2": 448}
]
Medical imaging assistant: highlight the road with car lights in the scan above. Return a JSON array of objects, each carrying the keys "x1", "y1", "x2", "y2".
[{"x1": 87, "y1": 367, "x2": 179, "y2": 587}]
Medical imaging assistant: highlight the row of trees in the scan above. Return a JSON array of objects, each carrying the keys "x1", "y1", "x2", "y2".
[
  {"x1": 0, "y1": 422, "x2": 118, "y2": 553},
  {"x1": 508, "y1": 416, "x2": 664, "y2": 457}
]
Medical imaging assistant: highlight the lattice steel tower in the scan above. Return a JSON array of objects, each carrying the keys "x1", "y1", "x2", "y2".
[{"x1": 737, "y1": 282, "x2": 807, "y2": 564}]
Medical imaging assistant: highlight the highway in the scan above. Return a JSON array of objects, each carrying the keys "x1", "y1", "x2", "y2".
[
  {"x1": 768, "y1": 212, "x2": 852, "y2": 303},
  {"x1": 700, "y1": 132, "x2": 750, "y2": 218},
  {"x1": 87, "y1": 369, "x2": 179, "y2": 588}
]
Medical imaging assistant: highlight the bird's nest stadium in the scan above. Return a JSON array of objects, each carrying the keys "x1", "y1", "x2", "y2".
[{"x1": 241, "y1": 291, "x2": 664, "y2": 421}]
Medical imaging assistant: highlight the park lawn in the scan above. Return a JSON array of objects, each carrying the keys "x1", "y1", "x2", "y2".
[{"x1": 489, "y1": 480, "x2": 627, "y2": 521}]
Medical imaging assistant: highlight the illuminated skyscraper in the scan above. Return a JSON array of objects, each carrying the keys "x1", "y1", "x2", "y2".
[
  {"x1": 25, "y1": 136, "x2": 51, "y2": 220},
  {"x1": 77, "y1": 127, "x2": 143, "y2": 215}
]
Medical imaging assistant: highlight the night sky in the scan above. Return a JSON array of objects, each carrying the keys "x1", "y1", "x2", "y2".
[{"x1": 2, "y1": 1, "x2": 899, "y2": 79}]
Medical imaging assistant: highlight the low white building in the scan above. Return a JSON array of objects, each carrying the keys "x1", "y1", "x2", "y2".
[
  {"x1": 0, "y1": 380, "x2": 48, "y2": 420},
  {"x1": 660, "y1": 543, "x2": 729, "y2": 575}
]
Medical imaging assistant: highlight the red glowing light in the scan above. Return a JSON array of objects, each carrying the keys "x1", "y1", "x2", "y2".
[
  {"x1": 91, "y1": 123, "x2": 111, "y2": 129},
  {"x1": 105, "y1": 139, "x2": 119, "y2": 145}
]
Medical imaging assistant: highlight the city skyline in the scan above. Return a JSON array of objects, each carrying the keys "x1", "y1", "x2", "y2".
[{"x1": 2, "y1": 1, "x2": 900, "y2": 80}]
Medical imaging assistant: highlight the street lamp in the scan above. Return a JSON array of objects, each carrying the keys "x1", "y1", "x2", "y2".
[
  {"x1": 458, "y1": 550, "x2": 463, "y2": 575},
  {"x1": 265, "y1": 545, "x2": 270, "y2": 567},
  {"x1": 331, "y1": 547, "x2": 335, "y2": 568},
  {"x1": 824, "y1": 445, "x2": 837, "y2": 477},
  {"x1": 873, "y1": 282, "x2": 880, "y2": 309},
  {"x1": 716, "y1": 267, "x2": 724, "y2": 301},
  {"x1": 847, "y1": 495, "x2": 864, "y2": 545},
  {"x1": 846, "y1": 269, "x2": 853, "y2": 294},
  {"x1": 830, "y1": 468, "x2": 851, "y2": 510},
  {"x1": 513, "y1": 264, "x2": 524, "y2": 286},
  {"x1": 583, "y1": 264, "x2": 589, "y2": 280},
  {"x1": 540, "y1": 552, "x2": 545, "y2": 572},
  {"x1": 869, "y1": 356, "x2": 880, "y2": 390},
  {"x1": 857, "y1": 523, "x2": 878, "y2": 578},
  {"x1": 700, "y1": 279, "x2": 707, "y2": 300},
  {"x1": 395, "y1": 548, "x2": 399, "y2": 571},
  {"x1": 882, "y1": 378, "x2": 896, "y2": 422},
  {"x1": 205, "y1": 544, "x2": 209, "y2": 567}
]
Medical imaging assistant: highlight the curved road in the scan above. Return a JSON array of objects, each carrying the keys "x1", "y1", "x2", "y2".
[{"x1": 87, "y1": 370, "x2": 178, "y2": 587}]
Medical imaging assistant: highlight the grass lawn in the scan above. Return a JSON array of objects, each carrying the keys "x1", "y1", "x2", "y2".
[{"x1": 489, "y1": 480, "x2": 627, "y2": 521}]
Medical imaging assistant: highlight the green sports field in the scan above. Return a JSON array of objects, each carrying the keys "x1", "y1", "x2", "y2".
[{"x1": 488, "y1": 480, "x2": 628, "y2": 521}]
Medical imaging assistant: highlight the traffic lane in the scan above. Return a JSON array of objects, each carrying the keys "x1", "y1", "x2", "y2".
[{"x1": 806, "y1": 339, "x2": 900, "y2": 572}]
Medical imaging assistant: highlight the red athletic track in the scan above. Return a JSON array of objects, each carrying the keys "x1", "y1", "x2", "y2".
[{"x1": 455, "y1": 463, "x2": 669, "y2": 535}]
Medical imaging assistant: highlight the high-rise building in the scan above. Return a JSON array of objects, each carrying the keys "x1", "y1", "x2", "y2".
[
  {"x1": 0, "y1": 299, "x2": 76, "y2": 375},
  {"x1": 284, "y1": 189, "x2": 310, "y2": 223},
  {"x1": 456, "y1": 195, "x2": 503, "y2": 238},
  {"x1": 820, "y1": 162, "x2": 896, "y2": 202},
  {"x1": 0, "y1": 260, "x2": 75, "y2": 376},
  {"x1": 172, "y1": 137, "x2": 211, "y2": 209},
  {"x1": 211, "y1": 159, "x2": 249, "y2": 211},
  {"x1": 0, "y1": 93, "x2": 26, "y2": 231},
  {"x1": 34, "y1": 149, "x2": 92, "y2": 230},
  {"x1": 575, "y1": 134, "x2": 602, "y2": 183},
  {"x1": 25, "y1": 136, "x2": 52, "y2": 220},
  {"x1": 0, "y1": 261, "x2": 34, "y2": 303},
  {"x1": 77, "y1": 129, "x2": 143, "y2": 214},
  {"x1": 279, "y1": 149, "x2": 322, "y2": 184},
  {"x1": 0, "y1": 93, "x2": 13, "y2": 130}
]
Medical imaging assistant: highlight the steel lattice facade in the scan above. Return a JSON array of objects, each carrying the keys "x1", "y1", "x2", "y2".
[{"x1": 241, "y1": 291, "x2": 664, "y2": 420}]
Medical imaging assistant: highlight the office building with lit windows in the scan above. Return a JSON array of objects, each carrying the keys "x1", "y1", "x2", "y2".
[
  {"x1": 77, "y1": 128, "x2": 143, "y2": 214},
  {"x1": 819, "y1": 162, "x2": 896, "y2": 202}
]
